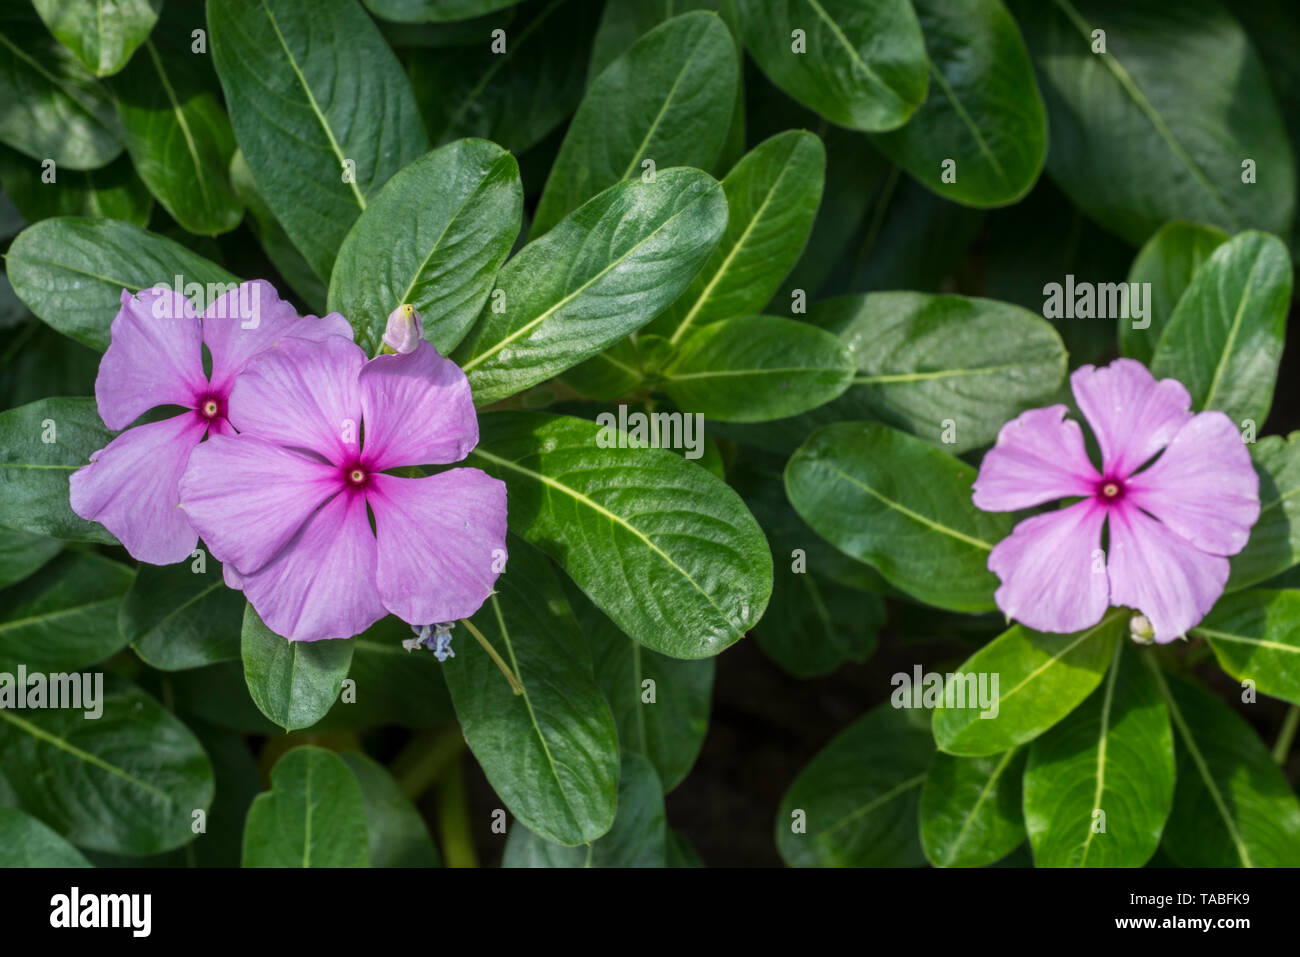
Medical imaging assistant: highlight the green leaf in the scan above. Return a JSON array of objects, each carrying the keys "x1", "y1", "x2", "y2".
[
  {"x1": 240, "y1": 604, "x2": 354, "y2": 733},
  {"x1": 364, "y1": 0, "x2": 524, "y2": 21},
  {"x1": 0, "y1": 148, "x2": 151, "y2": 226},
  {"x1": 242, "y1": 746, "x2": 369, "y2": 867},
  {"x1": 0, "y1": 675, "x2": 214, "y2": 855},
  {"x1": 112, "y1": 20, "x2": 243, "y2": 236},
  {"x1": 776, "y1": 704, "x2": 932, "y2": 866},
  {"x1": 340, "y1": 752, "x2": 440, "y2": 867},
  {"x1": 470, "y1": 412, "x2": 772, "y2": 658},
  {"x1": 1119, "y1": 221, "x2": 1228, "y2": 365},
  {"x1": 0, "y1": 6, "x2": 123, "y2": 169},
  {"x1": 7, "y1": 217, "x2": 238, "y2": 351},
  {"x1": 920, "y1": 747, "x2": 1027, "y2": 868},
  {"x1": 571, "y1": 582, "x2": 714, "y2": 792},
  {"x1": 209, "y1": 0, "x2": 428, "y2": 280},
  {"x1": 0, "y1": 529, "x2": 61, "y2": 588},
  {"x1": 502, "y1": 752, "x2": 668, "y2": 866},
  {"x1": 0, "y1": 807, "x2": 92, "y2": 867},
  {"x1": 1195, "y1": 590, "x2": 1300, "y2": 707},
  {"x1": 651, "y1": 130, "x2": 825, "y2": 342},
  {"x1": 661, "y1": 315, "x2": 854, "y2": 422},
  {"x1": 408, "y1": 0, "x2": 600, "y2": 156},
  {"x1": 328, "y1": 139, "x2": 522, "y2": 355},
  {"x1": 785, "y1": 422, "x2": 1013, "y2": 611},
  {"x1": 1151, "y1": 667, "x2": 1300, "y2": 867},
  {"x1": 1228, "y1": 434, "x2": 1300, "y2": 591},
  {"x1": 121, "y1": 557, "x2": 245, "y2": 671},
  {"x1": 453, "y1": 168, "x2": 727, "y2": 405},
  {"x1": 530, "y1": 11, "x2": 738, "y2": 237},
  {"x1": 931, "y1": 610, "x2": 1125, "y2": 756},
  {"x1": 0, "y1": 397, "x2": 115, "y2": 543},
  {"x1": 1009, "y1": 0, "x2": 1295, "y2": 245},
  {"x1": 871, "y1": 0, "x2": 1045, "y2": 207},
  {"x1": 442, "y1": 538, "x2": 620, "y2": 846},
  {"x1": 32, "y1": 0, "x2": 161, "y2": 77},
  {"x1": 1023, "y1": 642, "x2": 1174, "y2": 867},
  {"x1": 0, "y1": 552, "x2": 133, "y2": 671},
  {"x1": 1150, "y1": 230, "x2": 1292, "y2": 428},
  {"x1": 738, "y1": 0, "x2": 928, "y2": 132},
  {"x1": 802, "y1": 292, "x2": 1068, "y2": 453}
]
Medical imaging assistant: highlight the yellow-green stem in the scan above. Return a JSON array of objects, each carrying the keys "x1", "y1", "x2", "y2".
[{"x1": 460, "y1": 616, "x2": 524, "y2": 695}]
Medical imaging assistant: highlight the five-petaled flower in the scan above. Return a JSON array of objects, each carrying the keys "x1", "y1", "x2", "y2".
[
  {"x1": 70, "y1": 282, "x2": 350, "y2": 563},
  {"x1": 972, "y1": 359, "x2": 1260, "y2": 643},
  {"x1": 178, "y1": 334, "x2": 507, "y2": 642}
]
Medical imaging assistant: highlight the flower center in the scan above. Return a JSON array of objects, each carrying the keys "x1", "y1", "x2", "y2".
[
  {"x1": 1098, "y1": 479, "x2": 1125, "y2": 502},
  {"x1": 197, "y1": 395, "x2": 223, "y2": 420},
  {"x1": 346, "y1": 466, "x2": 368, "y2": 487}
]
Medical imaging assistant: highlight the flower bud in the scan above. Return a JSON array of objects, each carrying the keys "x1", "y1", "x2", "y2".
[
  {"x1": 1129, "y1": 613, "x2": 1155, "y2": 645},
  {"x1": 382, "y1": 303, "x2": 423, "y2": 354}
]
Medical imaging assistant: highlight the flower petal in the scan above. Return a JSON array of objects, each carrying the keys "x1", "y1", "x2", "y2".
[
  {"x1": 972, "y1": 405, "x2": 1099, "y2": 511},
  {"x1": 358, "y1": 341, "x2": 478, "y2": 469},
  {"x1": 226, "y1": 335, "x2": 365, "y2": 465},
  {"x1": 179, "y1": 434, "x2": 342, "y2": 574},
  {"x1": 1107, "y1": 502, "x2": 1228, "y2": 643},
  {"x1": 239, "y1": 490, "x2": 386, "y2": 642},
  {"x1": 69, "y1": 413, "x2": 207, "y2": 564},
  {"x1": 95, "y1": 288, "x2": 205, "y2": 429},
  {"x1": 202, "y1": 280, "x2": 353, "y2": 394},
  {"x1": 1071, "y1": 359, "x2": 1192, "y2": 478},
  {"x1": 1125, "y1": 411, "x2": 1260, "y2": 556},
  {"x1": 988, "y1": 500, "x2": 1109, "y2": 634},
  {"x1": 369, "y1": 469, "x2": 507, "y2": 624}
]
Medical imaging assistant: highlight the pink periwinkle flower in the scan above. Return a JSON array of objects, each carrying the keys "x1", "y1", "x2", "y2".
[
  {"x1": 178, "y1": 334, "x2": 507, "y2": 642},
  {"x1": 70, "y1": 281, "x2": 351, "y2": 564},
  {"x1": 972, "y1": 359, "x2": 1260, "y2": 643}
]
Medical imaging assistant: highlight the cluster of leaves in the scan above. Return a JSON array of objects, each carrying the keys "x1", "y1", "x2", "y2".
[{"x1": 1, "y1": 0, "x2": 1299, "y2": 867}]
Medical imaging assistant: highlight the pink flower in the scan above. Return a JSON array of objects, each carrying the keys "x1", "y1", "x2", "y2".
[
  {"x1": 70, "y1": 282, "x2": 351, "y2": 564},
  {"x1": 178, "y1": 335, "x2": 507, "y2": 642},
  {"x1": 972, "y1": 359, "x2": 1260, "y2": 643}
]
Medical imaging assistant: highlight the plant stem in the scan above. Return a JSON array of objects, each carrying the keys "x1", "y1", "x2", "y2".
[
  {"x1": 435, "y1": 756, "x2": 479, "y2": 868},
  {"x1": 391, "y1": 723, "x2": 465, "y2": 800},
  {"x1": 1273, "y1": 705, "x2": 1300, "y2": 765},
  {"x1": 460, "y1": 616, "x2": 524, "y2": 695}
]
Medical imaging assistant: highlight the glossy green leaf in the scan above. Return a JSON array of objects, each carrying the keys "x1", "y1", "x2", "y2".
[
  {"x1": 442, "y1": 539, "x2": 620, "y2": 846},
  {"x1": 776, "y1": 704, "x2": 932, "y2": 866},
  {"x1": 502, "y1": 752, "x2": 668, "y2": 867},
  {"x1": 7, "y1": 217, "x2": 238, "y2": 351},
  {"x1": 0, "y1": 552, "x2": 133, "y2": 671},
  {"x1": 471, "y1": 412, "x2": 772, "y2": 658},
  {"x1": 242, "y1": 746, "x2": 369, "y2": 867},
  {"x1": 932, "y1": 609, "x2": 1125, "y2": 756},
  {"x1": 409, "y1": 0, "x2": 600, "y2": 156},
  {"x1": 1009, "y1": 0, "x2": 1295, "y2": 245},
  {"x1": 240, "y1": 604, "x2": 355, "y2": 733},
  {"x1": 328, "y1": 139, "x2": 522, "y2": 355},
  {"x1": 872, "y1": 0, "x2": 1045, "y2": 207},
  {"x1": 364, "y1": 0, "x2": 524, "y2": 21},
  {"x1": 122, "y1": 557, "x2": 245, "y2": 671},
  {"x1": 0, "y1": 529, "x2": 61, "y2": 588},
  {"x1": 0, "y1": 675, "x2": 213, "y2": 855},
  {"x1": 1229, "y1": 434, "x2": 1300, "y2": 591},
  {"x1": 651, "y1": 130, "x2": 825, "y2": 342},
  {"x1": 340, "y1": 752, "x2": 440, "y2": 867},
  {"x1": 209, "y1": 0, "x2": 428, "y2": 280},
  {"x1": 1195, "y1": 590, "x2": 1300, "y2": 707},
  {"x1": 803, "y1": 292, "x2": 1068, "y2": 453},
  {"x1": 531, "y1": 11, "x2": 737, "y2": 236},
  {"x1": 0, "y1": 807, "x2": 92, "y2": 867},
  {"x1": 33, "y1": 0, "x2": 161, "y2": 77},
  {"x1": 662, "y1": 315, "x2": 854, "y2": 422},
  {"x1": 0, "y1": 6, "x2": 123, "y2": 169},
  {"x1": 0, "y1": 397, "x2": 115, "y2": 543},
  {"x1": 0, "y1": 148, "x2": 151, "y2": 226},
  {"x1": 786, "y1": 422, "x2": 1013, "y2": 611},
  {"x1": 1023, "y1": 642, "x2": 1174, "y2": 867},
  {"x1": 738, "y1": 0, "x2": 927, "y2": 132},
  {"x1": 1119, "y1": 221, "x2": 1228, "y2": 365},
  {"x1": 1151, "y1": 230, "x2": 1292, "y2": 428},
  {"x1": 920, "y1": 747, "x2": 1027, "y2": 868},
  {"x1": 1152, "y1": 668, "x2": 1300, "y2": 867},
  {"x1": 453, "y1": 168, "x2": 727, "y2": 405}
]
